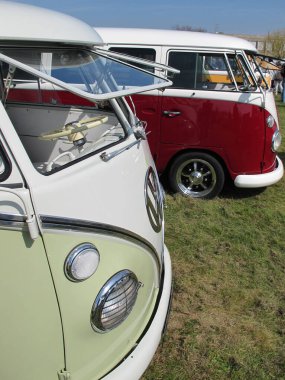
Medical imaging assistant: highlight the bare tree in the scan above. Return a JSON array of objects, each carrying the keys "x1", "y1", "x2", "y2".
[
  {"x1": 174, "y1": 25, "x2": 207, "y2": 33},
  {"x1": 265, "y1": 30, "x2": 285, "y2": 58}
]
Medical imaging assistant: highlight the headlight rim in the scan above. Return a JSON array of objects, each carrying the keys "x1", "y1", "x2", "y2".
[
  {"x1": 64, "y1": 242, "x2": 100, "y2": 282},
  {"x1": 272, "y1": 129, "x2": 282, "y2": 152},
  {"x1": 91, "y1": 269, "x2": 140, "y2": 333},
  {"x1": 266, "y1": 114, "x2": 275, "y2": 128}
]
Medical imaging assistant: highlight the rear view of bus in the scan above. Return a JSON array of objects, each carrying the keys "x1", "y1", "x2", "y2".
[{"x1": 0, "y1": 3, "x2": 172, "y2": 380}]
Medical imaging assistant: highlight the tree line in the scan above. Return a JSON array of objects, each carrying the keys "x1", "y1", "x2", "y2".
[{"x1": 174, "y1": 26, "x2": 285, "y2": 59}]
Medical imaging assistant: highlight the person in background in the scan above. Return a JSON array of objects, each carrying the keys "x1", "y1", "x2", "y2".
[
  {"x1": 281, "y1": 63, "x2": 285, "y2": 103},
  {"x1": 273, "y1": 62, "x2": 283, "y2": 96},
  {"x1": 268, "y1": 60, "x2": 276, "y2": 89}
]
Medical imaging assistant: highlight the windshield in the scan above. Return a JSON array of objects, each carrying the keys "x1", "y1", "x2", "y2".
[
  {"x1": 1, "y1": 47, "x2": 167, "y2": 175},
  {"x1": 0, "y1": 47, "x2": 171, "y2": 100},
  {"x1": 247, "y1": 53, "x2": 273, "y2": 90}
]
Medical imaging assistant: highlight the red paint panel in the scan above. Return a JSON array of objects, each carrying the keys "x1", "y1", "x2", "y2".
[
  {"x1": 8, "y1": 89, "x2": 95, "y2": 107},
  {"x1": 126, "y1": 94, "x2": 161, "y2": 161},
  {"x1": 160, "y1": 96, "x2": 266, "y2": 176},
  {"x1": 128, "y1": 94, "x2": 274, "y2": 179}
]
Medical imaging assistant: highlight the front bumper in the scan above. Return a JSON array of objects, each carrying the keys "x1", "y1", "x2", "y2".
[
  {"x1": 234, "y1": 156, "x2": 284, "y2": 188},
  {"x1": 101, "y1": 244, "x2": 172, "y2": 380}
]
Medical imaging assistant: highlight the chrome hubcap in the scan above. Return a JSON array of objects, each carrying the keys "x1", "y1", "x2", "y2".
[
  {"x1": 176, "y1": 158, "x2": 217, "y2": 197},
  {"x1": 189, "y1": 171, "x2": 203, "y2": 186}
]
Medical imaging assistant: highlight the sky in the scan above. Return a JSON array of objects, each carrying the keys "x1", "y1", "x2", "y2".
[{"x1": 9, "y1": 0, "x2": 285, "y2": 36}]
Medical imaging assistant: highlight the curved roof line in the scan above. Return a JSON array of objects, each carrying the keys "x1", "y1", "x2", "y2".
[
  {"x1": 0, "y1": 1, "x2": 102, "y2": 46},
  {"x1": 95, "y1": 27, "x2": 257, "y2": 52}
]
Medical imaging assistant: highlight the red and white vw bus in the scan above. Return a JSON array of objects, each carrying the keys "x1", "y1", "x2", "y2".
[{"x1": 95, "y1": 28, "x2": 284, "y2": 199}]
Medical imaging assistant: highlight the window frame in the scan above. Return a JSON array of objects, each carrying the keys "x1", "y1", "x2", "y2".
[
  {"x1": 166, "y1": 48, "x2": 259, "y2": 93},
  {"x1": 0, "y1": 141, "x2": 12, "y2": 182}
]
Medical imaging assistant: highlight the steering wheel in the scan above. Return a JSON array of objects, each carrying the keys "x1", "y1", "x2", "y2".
[{"x1": 39, "y1": 115, "x2": 109, "y2": 141}]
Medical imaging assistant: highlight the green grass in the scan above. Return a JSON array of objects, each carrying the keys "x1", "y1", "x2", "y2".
[{"x1": 142, "y1": 100, "x2": 285, "y2": 380}]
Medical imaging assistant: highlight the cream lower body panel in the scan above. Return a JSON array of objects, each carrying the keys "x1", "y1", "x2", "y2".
[
  {"x1": 234, "y1": 156, "x2": 284, "y2": 188},
  {"x1": 101, "y1": 244, "x2": 172, "y2": 380}
]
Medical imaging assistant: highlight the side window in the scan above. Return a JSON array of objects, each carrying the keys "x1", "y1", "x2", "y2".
[
  {"x1": 204, "y1": 55, "x2": 227, "y2": 71},
  {"x1": 168, "y1": 51, "x2": 201, "y2": 89},
  {"x1": 110, "y1": 47, "x2": 156, "y2": 73},
  {"x1": 229, "y1": 54, "x2": 256, "y2": 89},
  {"x1": 200, "y1": 53, "x2": 236, "y2": 90},
  {"x1": 168, "y1": 51, "x2": 256, "y2": 92},
  {"x1": 0, "y1": 145, "x2": 11, "y2": 182}
]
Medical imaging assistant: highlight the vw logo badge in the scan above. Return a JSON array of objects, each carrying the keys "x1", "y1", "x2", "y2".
[{"x1": 145, "y1": 166, "x2": 163, "y2": 233}]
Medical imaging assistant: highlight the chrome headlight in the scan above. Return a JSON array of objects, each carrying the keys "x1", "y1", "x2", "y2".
[
  {"x1": 64, "y1": 243, "x2": 100, "y2": 282},
  {"x1": 266, "y1": 115, "x2": 275, "y2": 128},
  {"x1": 272, "y1": 130, "x2": 282, "y2": 152},
  {"x1": 91, "y1": 270, "x2": 141, "y2": 333}
]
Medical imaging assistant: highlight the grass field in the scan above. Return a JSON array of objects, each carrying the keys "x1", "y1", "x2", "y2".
[{"x1": 142, "y1": 100, "x2": 285, "y2": 380}]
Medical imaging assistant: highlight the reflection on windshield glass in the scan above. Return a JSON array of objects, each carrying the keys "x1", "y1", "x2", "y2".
[{"x1": 0, "y1": 48, "x2": 166, "y2": 96}]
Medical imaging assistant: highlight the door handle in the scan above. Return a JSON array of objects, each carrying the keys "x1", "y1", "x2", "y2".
[{"x1": 163, "y1": 110, "x2": 181, "y2": 118}]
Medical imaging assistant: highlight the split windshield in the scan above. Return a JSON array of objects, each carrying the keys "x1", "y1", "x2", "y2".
[
  {"x1": 0, "y1": 47, "x2": 169, "y2": 175},
  {"x1": 0, "y1": 47, "x2": 169, "y2": 99},
  {"x1": 247, "y1": 53, "x2": 276, "y2": 89}
]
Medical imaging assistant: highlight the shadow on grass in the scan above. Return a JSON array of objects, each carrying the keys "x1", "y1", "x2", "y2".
[
  {"x1": 160, "y1": 173, "x2": 268, "y2": 200},
  {"x1": 276, "y1": 100, "x2": 285, "y2": 107},
  {"x1": 278, "y1": 151, "x2": 285, "y2": 162},
  {"x1": 219, "y1": 182, "x2": 267, "y2": 200},
  {"x1": 218, "y1": 152, "x2": 284, "y2": 199}
]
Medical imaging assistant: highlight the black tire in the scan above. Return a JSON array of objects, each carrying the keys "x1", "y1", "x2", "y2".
[{"x1": 168, "y1": 152, "x2": 225, "y2": 199}]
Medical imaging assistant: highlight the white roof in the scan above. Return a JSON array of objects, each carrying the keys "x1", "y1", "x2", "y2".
[
  {"x1": 0, "y1": 1, "x2": 103, "y2": 46},
  {"x1": 95, "y1": 27, "x2": 257, "y2": 52}
]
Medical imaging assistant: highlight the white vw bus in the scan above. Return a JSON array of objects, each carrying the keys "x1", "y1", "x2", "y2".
[{"x1": 0, "y1": 2, "x2": 173, "y2": 380}]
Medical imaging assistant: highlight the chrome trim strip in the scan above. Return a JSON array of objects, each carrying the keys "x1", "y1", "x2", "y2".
[
  {"x1": 40, "y1": 215, "x2": 161, "y2": 268},
  {"x1": 0, "y1": 183, "x2": 24, "y2": 189},
  {"x1": 0, "y1": 212, "x2": 25, "y2": 222},
  {"x1": 0, "y1": 212, "x2": 26, "y2": 228},
  {"x1": 91, "y1": 269, "x2": 140, "y2": 333},
  {"x1": 0, "y1": 212, "x2": 26, "y2": 230},
  {"x1": 94, "y1": 48, "x2": 180, "y2": 74}
]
